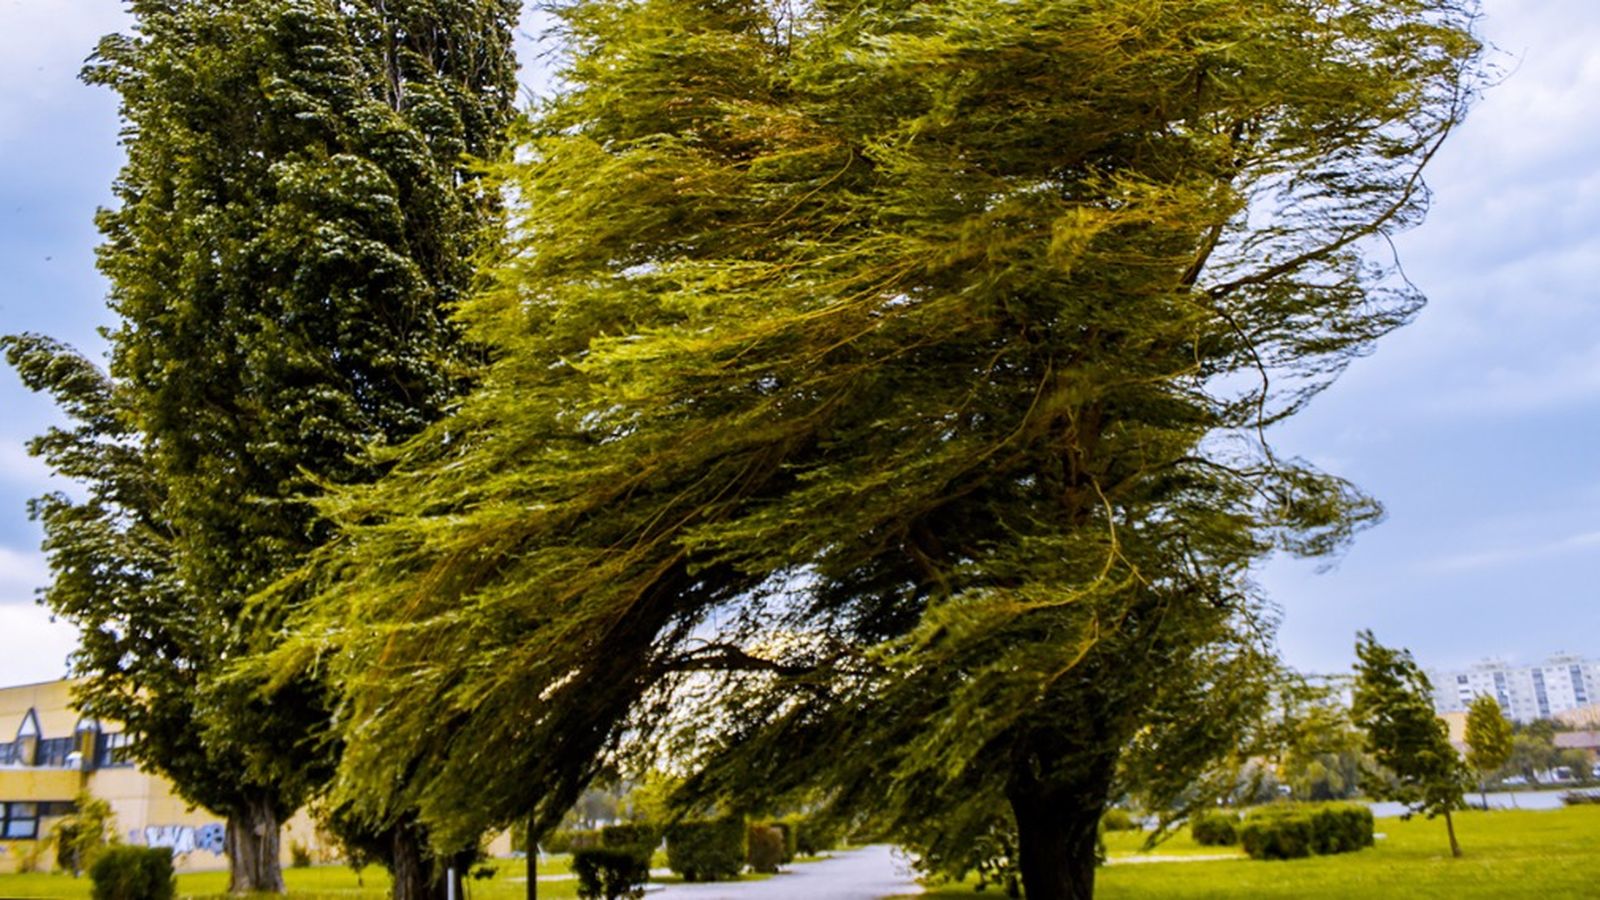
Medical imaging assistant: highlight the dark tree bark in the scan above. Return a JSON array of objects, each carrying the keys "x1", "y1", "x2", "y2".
[
  {"x1": 390, "y1": 825, "x2": 430, "y2": 900},
  {"x1": 1006, "y1": 741, "x2": 1118, "y2": 900},
  {"x1": 226, "y1": 793, "x2": 285, "y2": 894}
]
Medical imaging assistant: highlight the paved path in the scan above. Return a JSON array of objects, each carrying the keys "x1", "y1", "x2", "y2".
[{"x1": 645, "y1": 846, "x2": 922, "y2": 900}]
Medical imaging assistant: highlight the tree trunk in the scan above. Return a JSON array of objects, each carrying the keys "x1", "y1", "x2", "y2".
[
  {"x1": 1443, "y1": 808, "x2": 1462, "y2": 858},
  {"x1": 1006, "y1": 747, "x2": 1115, "y2": 900},
  {"x1": 226, "y1": 793, "x2": 285, "y2": 894},
  {"x1": 390, "y1": 825, "x2": 432, "y2": 900}
]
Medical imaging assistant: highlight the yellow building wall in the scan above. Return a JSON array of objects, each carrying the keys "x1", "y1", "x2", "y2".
[{"x1": 1, "y1": 680, "x2": 334, "y2": 874}]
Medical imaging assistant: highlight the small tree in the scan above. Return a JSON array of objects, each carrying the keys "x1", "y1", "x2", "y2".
[
  {"x1": 1463, "y1": 695, "x2": 1513, "y2": 807},
  {"x1": 1351, "y1": 632, "x2": 1469, "y2": 857},
  {"x1": 54, "y1": 792, "x2": 119, "y2": 877}
]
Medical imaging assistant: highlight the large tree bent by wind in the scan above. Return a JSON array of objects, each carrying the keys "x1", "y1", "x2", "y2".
[{"x1": 282, "y1": 1, "x2": 1482, "y2": 898}]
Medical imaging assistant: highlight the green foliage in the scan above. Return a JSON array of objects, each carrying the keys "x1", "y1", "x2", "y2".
[
  {"x1": 665, "y1": 819, "x2": 746, "y2": 882},
  {"x1": 53, "y1": 792, "x2": 118, "y2": 876},
  {"x1": 88, "y1": 847, "x2": 175, "y2": 900},
  {"x1": 1465, "y1": 695, "x2": 1514, "y2": 797},
  {"x1": 571, "y1": 847, "x2": 650, "y2": 900},
  {"x1": 1100, "y1": 809, "x2": 1139, "y2": 833},
  {"x1": 8, "y1": 0, "x2": 517, "y2": 887},
  {"x1": 1189, "y1": 811, "x2": 1240, "y2": 847},
  {"x1": 272, "y1": 0, "x2": 1483, "y2": 894},
  {"x1": 791, "y1": 817, "x2": 839, "y2": 857},
  {"x1": 1352, "y1": 632, "x2": 1469, "y2": 856},
  {"x1": 289, "y1": 841, "x2": 313, "y2": 869},
  {"x1": 746, "y1": 825, "x2": 785, "y2": 874},
  {"x1": 1238, "y1": 804, "x2": 1371, "y2": 861},
  {"x1": 600, "y1": 824, "x2": 660, "y2": 853}
]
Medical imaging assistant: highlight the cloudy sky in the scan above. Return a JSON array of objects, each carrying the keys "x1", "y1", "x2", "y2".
[{"x1": 0, "y1": 0, "x2": 1595, "y2": 685}]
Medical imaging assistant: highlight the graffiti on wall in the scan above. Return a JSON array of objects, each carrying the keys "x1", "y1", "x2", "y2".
[{"x1": 136, "y1": 823, "x2": 226, "y2": 855}]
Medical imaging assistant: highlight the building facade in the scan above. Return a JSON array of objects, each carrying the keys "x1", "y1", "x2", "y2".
[
  {"x1": 1, "y1": 679, "x2": 329, "y2": 874},
  {"x1": 1427, "y1": 654, "x2": 1600, "y2": 723}
]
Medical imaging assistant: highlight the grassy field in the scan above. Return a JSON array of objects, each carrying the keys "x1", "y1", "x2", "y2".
[
  {"x1": 0, "y1": 857, "x2": 580, "y2": 900},
  {"x1": 917, "y1": 806, "x2": 1600, "y2": 899}
]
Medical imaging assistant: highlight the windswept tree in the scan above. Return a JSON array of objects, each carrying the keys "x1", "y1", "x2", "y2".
[
  {"x1": 1464, "y1": 694, "x2": 1513, "y2": 807},
  {"x1": 1352, "y1": 631, "x2": 1470, "y2": 857},
  {"x1": 273, "y1": 1, "x2": 1482, "y2": 898},
  {"x1": 8, "y1": 0, "x2": 518, "y2": 894}
]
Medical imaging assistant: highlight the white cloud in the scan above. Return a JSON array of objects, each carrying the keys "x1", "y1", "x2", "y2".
[
  {"x1": 0, "y1": 544, "x2": 48, "y2": 603},
  {"x1": 1420, "y1": 529, "x2": 1600, "y2": 574},
  {"x1": 0, "y1": 601, "x2": 76, "y2": 686}
]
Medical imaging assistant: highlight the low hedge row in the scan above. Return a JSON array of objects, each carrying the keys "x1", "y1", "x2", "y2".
[
  {"x1": 1190, "y1": 810, "x2": 1241, "y2": 846},
  {"x1": 1238, "y1": 803, "x2": 1374, "y2": 861}
]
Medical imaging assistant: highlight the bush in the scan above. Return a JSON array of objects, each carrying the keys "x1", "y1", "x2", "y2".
[
  {"x1": 793, "y1": 818, "x2": 840, "y2": 856},
  {"x1": 289, "y1": 840, "x2": 313, "y2": 868},
  {"x1": 544, "y1": 829, "x2": 600, "y2": 854},
  {"x1": 600, "y1": 823, "x2": 661, "y2": 852},
  {"x1": 1239, "y1": 809, "x2": 1313, "y2": 861},
  {"x1": 746, "y1": 825, "x2": 785, "y2": 874},
  {"x1": 1239, "y1": 804, "x2": 1373, "y2": 861},
  {"x1": 1100, "y1": 808, "x2": 1139, "y2": 832},
  {"x1": 1190, "y1": 810, "x2": 1240, "y2": 846},
  {"x1": 572, "y1": 847, "x2": 651, "y2": 900},
  {"x1": 666, "y1": 817, "x2": 746, "y2": 882},
  {"x1": 1307, "y1": 804, "x2": 1374, "y2": 855},
  {"x1": 88, "y1": 846, "x2": 175, "y2": 900}
]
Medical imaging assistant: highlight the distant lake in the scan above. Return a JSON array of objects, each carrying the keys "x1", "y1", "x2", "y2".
[{"x1": 1369, "y1": 789, "x2": 1583, "y2": 818}]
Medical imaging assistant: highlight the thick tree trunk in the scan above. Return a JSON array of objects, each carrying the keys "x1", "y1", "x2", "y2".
[
  {"x1": 1006, "y1": 746, "x2": 1116, "y2": 900},
  {"x1": 390, "y1": 825, "x2": 432, "y2": 900},
  {"x1": 226, "y1": 794, "x2": 285, "y2": 894}
]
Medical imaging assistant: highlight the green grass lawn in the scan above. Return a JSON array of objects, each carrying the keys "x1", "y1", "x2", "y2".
[
  {"x1": 916, "y1": 806, "x2": 1600, "y2": 899},
  {"x1": 0, "y1": 857, "x2": 580, "y2": 900}
]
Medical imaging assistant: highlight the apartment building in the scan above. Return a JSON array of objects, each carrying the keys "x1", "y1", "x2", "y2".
[{"x1": 1427, "y1": 654, "x2": 1600, "y2": 723}]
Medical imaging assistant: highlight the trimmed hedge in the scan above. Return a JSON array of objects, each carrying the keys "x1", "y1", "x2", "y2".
[
  {"x1": 1190, "y1": 810, "x2": 1241, "y2": 846},
  {"x1": 1100, "y1": 808, "x2": 1139, "y2": 832},
  {"x1": 543, "y1": 828, "x2": 600, "y2": 854},
  {"x1": 793, "y1": 818, "x2": 840, "y2": 857},
  {"x1": 572, "y1": 847, "x2": 651, "y2": 900},
  {"x1": 89, "y1": 846, "x2": 175, "y2": 900},
  {"x1": 666, "y1": 817, "x2": 746, "y2": 882},
  {"x1": 600, "y1": 823, "x2": 661, "y2": 852},
  {"x1": 1239, "y1": 804, "x2": 1374, "y2": 861},
  {"x1": 747, "y1": 824, "x2": 785, "y2": 874}
]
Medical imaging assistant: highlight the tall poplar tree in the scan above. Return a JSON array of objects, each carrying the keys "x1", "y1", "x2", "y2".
[
  {"x1": 8, "y1": 0, "x2": 517, "y2": 894},
  {"x1": 275, "y1": 1, "x2": 1483, "y2": 898}
]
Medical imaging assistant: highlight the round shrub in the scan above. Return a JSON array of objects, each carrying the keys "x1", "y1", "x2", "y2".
[
  {"x1": 88, "y1": 846, "x2": 175, "y2": 900},
  {"x1": 1190, "y1": 810, "x2": 1240, "y2": 847},
  {"x1": 572, "y1": 846, "x2": 651, "y2": 900},
  {"x1": 666, "y1": 817, "x2": 746, "y2": 882},
  {"x1": 600, "y1": 823, "x2": 661, "y2": 852},
  {"x1": 1100, "y1": 808, "x2": 1140, "y2": 832}
]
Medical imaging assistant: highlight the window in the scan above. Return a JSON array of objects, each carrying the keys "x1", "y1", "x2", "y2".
[
  {"x1": 33, "y1": 737, "x2": 73, "y2": 768},
  {"x1": 96, "y1": 732, "x2": 135, "y2": 768},
  {"x1": 1, "y1": 802, "x2": 38, "y2": 840},
  {"x1": 0, "y1": 742, "x2": 15, "y2": 765}
]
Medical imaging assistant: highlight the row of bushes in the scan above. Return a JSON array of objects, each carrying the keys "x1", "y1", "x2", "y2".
[
  {"x1": 1192, "y1": 804, "x2": 1374, "y2": 861},
  {"x1": 570, "y1": 815, "x2": 840, "y2": 898}
]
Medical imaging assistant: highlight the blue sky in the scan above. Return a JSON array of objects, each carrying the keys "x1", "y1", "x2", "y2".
[{"x1": 1, "y1": 0, "x2": 1596, "y2": 685}]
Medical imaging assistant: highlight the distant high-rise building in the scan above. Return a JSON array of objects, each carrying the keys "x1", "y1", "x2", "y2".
[{"x1": 1427, "y1": 654, "x2": 1600, "y2": 723}]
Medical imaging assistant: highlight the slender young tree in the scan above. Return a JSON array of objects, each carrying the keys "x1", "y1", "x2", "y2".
[
  {"x1": 273, "y1": 2, "x2": 1483, "y2": 898},
  {"x1": 10, "y1": 1, "x2": 517, "y2": 894},
  {"x1": 1464, "y1": 694, "x2": 1514, "y2": 808},
  {"x1": 1352, "y1": 631, "x2": 1470, "y2": 857}
]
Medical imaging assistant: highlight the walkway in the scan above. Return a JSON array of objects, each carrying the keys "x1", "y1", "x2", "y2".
[{"x1": 645, "y1": 845, "x2": 922, "y2": 900}]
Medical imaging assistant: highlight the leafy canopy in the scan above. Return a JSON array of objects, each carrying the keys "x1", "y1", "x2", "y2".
[{"x1": 274, "y1": 0, "x2": 1483, "y2": 870}]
